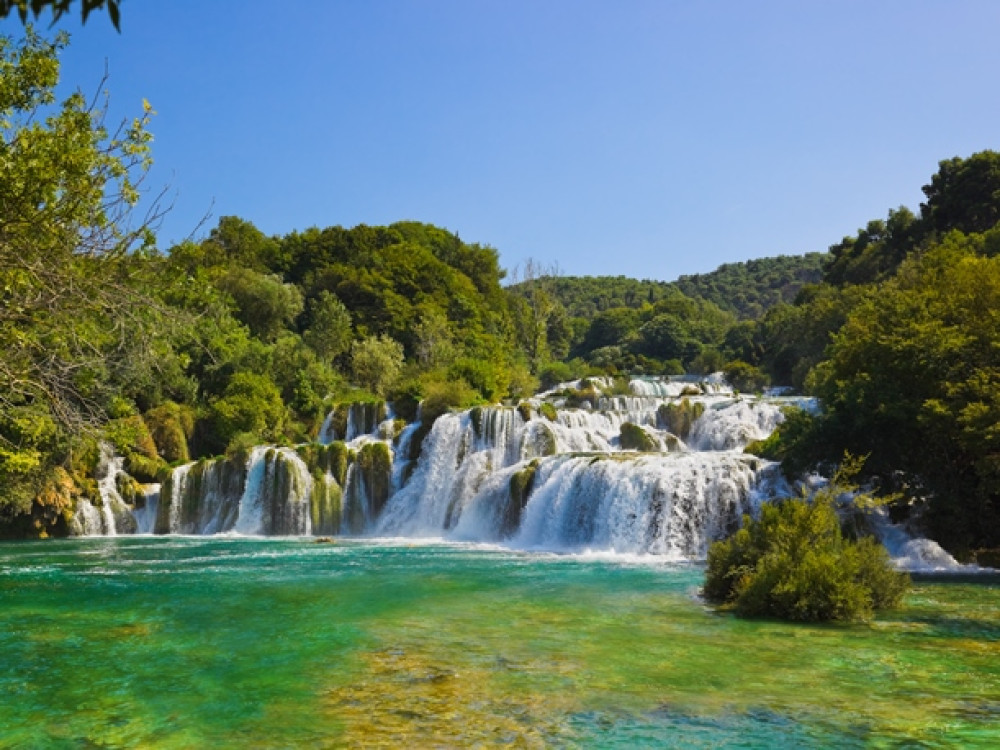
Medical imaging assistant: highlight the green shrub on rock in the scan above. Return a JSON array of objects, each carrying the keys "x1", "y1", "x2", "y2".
[
  {"x1": 619, "y1": 422, "x2": 658, "y2": 452},
  {"x1": 657, "y1": 399, "x2": 704, "y2": 440},
  {"x1": 704, "y1": 482, "x2": 909, "y2": 622}
]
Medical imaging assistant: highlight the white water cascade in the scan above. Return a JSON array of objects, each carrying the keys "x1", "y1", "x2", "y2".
[
  {"x1": 70, "y1": 443, "x2": 138, "y2": 536},
  {"x1": 375, "y1": 385, "x2": 794, "y2": 556},
  {"x1": 69, "y1": 375, "x2": 974, "y2": 568}
]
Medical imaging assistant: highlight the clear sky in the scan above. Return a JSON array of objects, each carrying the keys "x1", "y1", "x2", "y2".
[{"x1": 18, "y1": 0, "x2": 1000, "y2": 281}]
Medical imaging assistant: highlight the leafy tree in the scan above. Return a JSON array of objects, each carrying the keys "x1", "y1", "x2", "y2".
[
  {"x1": 200, "y1": 216, "x2": 284, "y2": 273},
  {"x1": 206, "y1": 372, "x2": 285, "y2": 453},
  {"x1": 633, "y1": 313, "x2": 701, "y2": 363},
  {"x1": 215, "y1": 268, "x2": 304, "y2": 342},
  {"x1": 825, "y1": 207, "x2": 919, "y2": 287},
  {"x1": 579, "y1": 308, "x2": 641, "y2": 353},
  {"x1": 723, "y1": 360, "x2": 769, "y2": 393},
  {"x1": 350, "y1": 335, "x2": 404, "y2": 397},
  {"x1": 1, "y1": 1, "x2": 120, "y2": 29},
  {"x1": 411, "y1": 307, "x2": 455, "y2": 368},
  {"x1": 302, "y1": 290, "x2": 352, "y2": 365},
  {"x1": 805, "y1": 235, "x2": 1000, "y2": 552},
  {"x1": 0, "y1": 30, "x2": 162, "y2": 525},
  {"x1": 920, "y1": 151, "x2": 1000, "y2": 237}
]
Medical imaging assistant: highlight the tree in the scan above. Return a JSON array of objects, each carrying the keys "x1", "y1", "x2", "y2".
[
  {"x1": 0, "y1": 1, "x2": 121, "y2": 30},
  {"x1": 921, "y1": 151, "x2": 1000, "y2": 237},
  {"x1": 411, "y1": 307, "x2": 454, "y2": 368},
  {"x1": 0, "y1": 30, "x2": 161, "y2": 523},
  {"x1": 806, "y1": 236, "x2": 1000, "y2": 553},
  {"x1": 302, "y1": 290, "x2": 352, "y2": 365},
  {"x1": 205, "y1": 372, "x2": 286, "y2": 454},
  {"x1": 350, "y1": 335, "x2": 404, "y2": 396},
  {"x1": 215, "y1": 268, "x2": 304, "y2": 342}
]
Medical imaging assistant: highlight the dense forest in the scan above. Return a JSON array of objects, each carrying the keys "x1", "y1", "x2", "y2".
[{"x1": 1, "y1": 31, "x2": 998, "y2": 561}]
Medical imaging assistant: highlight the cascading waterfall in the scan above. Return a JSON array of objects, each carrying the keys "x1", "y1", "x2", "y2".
[
  {"x1": 71, "y1": 443, "x2": 138, "y2": 536},
  {"x1": 376, "y1": 392, "x2": 792, "y2": 554},
  {"x1": 68, "y1": 382, "x2": 970, "y2": 568}
]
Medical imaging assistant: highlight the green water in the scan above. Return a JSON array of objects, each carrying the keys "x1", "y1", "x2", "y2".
[{"x1": 1, "y1": 538, "x2": 998, "y2": 748}]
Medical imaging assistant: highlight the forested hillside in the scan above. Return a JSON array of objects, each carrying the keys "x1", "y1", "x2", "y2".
[
  {"x1": 673, "y1": 253, "x2": 828, "y2": 318},
  {"x1": 1, "y1": 30, "x2": 998, "y2": 559}
]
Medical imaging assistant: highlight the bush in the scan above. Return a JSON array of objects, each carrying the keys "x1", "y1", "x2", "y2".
[
  {"x1": 144, "y1": 401, "x2": 195, "y2": 463},
  {"x1": 537, "y1": 361, "x2": 576, "y2": 390},
  {"x1": 207, "y1": 372, "x2": 286, "y2": 453},
  {"x1": 723, "y1": 360, "x2": 769, "y2": 393},
  {"x1": 419, "y1": 378, "x2": 481, "y2": 423},
  {"x1": 619, "y1": 422, "x2": 658, "y2": 452},
  {"x1": 704, "y1": 485, "x2": 909, "y2": 622},
  {"x1": 447, "y1": 357, "x2": 509, "y2": 403}
]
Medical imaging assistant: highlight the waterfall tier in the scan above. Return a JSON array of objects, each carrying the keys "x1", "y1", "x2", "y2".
[{"x1": 67, "y1": 376, "x2": 966, "y2": 568}]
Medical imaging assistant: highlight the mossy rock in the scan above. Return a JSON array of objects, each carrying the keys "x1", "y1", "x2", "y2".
[
  {"x1": 357, "y1": 442, "x2": 392, "y2": 518},
  {"x1": 657, "y1": 399, "x2": 705, "y2": 440},
  {"x1": 538, "y1": 402, "x2": 558, "y2": 421},
  {"x1": 619, "y1": 422, "x2": 658, "y2": 452},
  {"x1": 503, "y1": 460, "x2": 539, "y2": 538},
  {"x1": 310, "y1": 471, "x2": 343, "y2": 536},
  {"x1": 144, "y1": 401, "x2": 194, "y2": 463},
  {"x1": 328, "y1": 404, "x2": 350, "y2": 441},
  {"x1": 516, "y1": 401, "x2": 533, "y2": 422},
  {"x1": 564, "y1": 386, "x2": 600, "y2": 409},
  {"x1": 124, "y1": 453, "x2": 168, "y2": 484},
  {"x1": 526, "y1": 423, "x2": 558, "y2": 457},
  {"x1": 115, "y1": 472, "x2": 143, "y2": 507},
  {"x1": 391, "y1": 419, "x2": 408, "y2": 441},
  {"x1": 470, "y1": 406, "x2": 484, "y2": 438},
  {"x1": 32, "y1": 467, "x2": 80, "y2": 538},
  {"x1": 106, "y1": 416, "x2": 159, "y2": 461}
]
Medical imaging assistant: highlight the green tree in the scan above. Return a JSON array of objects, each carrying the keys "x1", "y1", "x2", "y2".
[
  {"x1": 350, "y1": 335, "x2": 404, "y2": 397},
  {"x1": 920, "y1": 151, "x2": 1000, "y2": 237},
  {"x1": 215, "y1": 268, "x2": 304, "y2": 342},
  {"x1": 206, "y1": 372, "x2": 286, "y2": 452},
  {"x1": 1, "y1": 1, "x2": 120, "y2": 29},
  {"x1": 411, "y1": 307, "x2": 455, "y2": 368},
  {"x1": 0, "y1": 30, "x2": 160, "y2": 525},
  {"x1": 302, "y1": 290, "x2": 352, "y2": 365},
  {"x1": 806, "y1": 235, "x2": 1000, "y2": 552}
]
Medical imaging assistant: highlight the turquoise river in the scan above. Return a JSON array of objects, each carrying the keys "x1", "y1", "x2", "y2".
[{"x1": 1, "y1": 537, "x2": 998, "y2": 748}]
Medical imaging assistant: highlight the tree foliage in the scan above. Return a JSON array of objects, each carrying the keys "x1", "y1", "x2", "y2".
[
  {"x1": 0, "y1": 1, "x2": 120, "y2": 30},
  {"x1": 704, "y1": 477, "x2": 909, "y2": 622},
  {"x1": 0, "y1": 30, "x2": 164, "y2": 527}
]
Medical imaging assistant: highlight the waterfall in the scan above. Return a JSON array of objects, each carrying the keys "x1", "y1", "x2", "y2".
[
  {"x1": 68, "y1": 374, "x2": 960, "y2": 568},
  {"x1": 319, "y1": 401, "x2": 391, "y2": 444},
  {"x1": 132, "y1": 484, "x2": 160, "y2": 534}
]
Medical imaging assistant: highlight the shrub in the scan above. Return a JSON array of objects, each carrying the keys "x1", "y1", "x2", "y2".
[
  {"x1": 704, "y1": 484, "x2": 909, "y2": 622},
  {"x1": 619, "y1": 422, "x2": 658, "y2": 452},
  {"x1": 144, "y1": 401, "x2": 195, "y2": 463},
  {"x1": 447, "y1": 357, "x2": 509, "y2": 403},
  {"x1": 207, "y1": 372, "x2": 286, "y2": 453},
  {"x1": 537, "y1": 361, "x2": 575, "y2": 390},
  {"x1": 723, "y1": 360, "x2": 770, "y2": 393},
  {"x1": 657, "y1": 399, "x2": 704, "y2": 440},
  {"x1": 419, "y1": 378, "x2": 480, "y2": 423}
]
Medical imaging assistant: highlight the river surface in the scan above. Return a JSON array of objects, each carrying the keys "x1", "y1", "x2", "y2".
[{"x1": 1, "y1": 537, "x2": 998, "y2": 748}]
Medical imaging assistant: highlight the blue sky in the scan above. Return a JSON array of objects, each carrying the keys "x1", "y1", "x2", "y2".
[{"x1": 20, "y1": 0, "x2": 1000, "y2": 280}]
